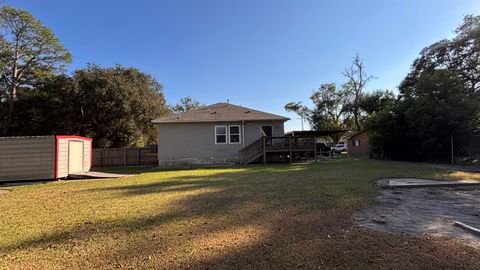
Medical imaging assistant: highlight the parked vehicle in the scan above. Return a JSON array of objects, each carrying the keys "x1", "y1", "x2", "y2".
[
  {"x1": 316, "y1": 143, "x2": 332, "y2": 156},
  {"x1": 331, "y1": 143, "x2": 347, "y2": 153}
]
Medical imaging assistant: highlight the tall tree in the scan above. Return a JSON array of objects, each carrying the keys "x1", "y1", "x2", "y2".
[
  {"x1": 2, "y1": 65, "x2": 169, "y2": 147},
  {"x1": 69, "y1": 65, "x2": 168, "y2": 147},
  {"x1": 368, "y1": 70, "x2": 478, "y2": 161},
  {"x1": 169, "y1": 96, "x2": 202, "y2": 113},
  {"x1": 342, "y1": 54, "x2": 374, "y2": 131},
  {"x1": 357, "y1": 90, "x2": 394, "y2": 115},
  {"x1": 285, "y1": 83, "x2": 351, "y2": 142},
  {"x1": 0, "y1": 6, "x2": 71, "y2": 102},
  {"x1": 5, "y1": 65, "x2": 167, "y2": 147},
  {"x1": 400, "y1": 15, "x2": 480, "y2": 94}
]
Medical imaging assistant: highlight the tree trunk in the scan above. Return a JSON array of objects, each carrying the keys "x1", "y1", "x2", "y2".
[
  {"x1": 353, "y1": 107, "x2": 361, "y2": 131},
  {"x1": 7, "y1": 49, "x2": 19, "y2": 133}
]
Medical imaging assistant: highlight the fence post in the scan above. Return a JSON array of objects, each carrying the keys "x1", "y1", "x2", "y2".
[
  {"x1": 313, "y1": 136, "x2": 317, "y2": 163},
  {"x1": 451, "y1": 136, "x2": 454, "y2": 165},
  {"x1": 289, "y1": 137, "x2": 293, "y2": 164},
  {"x1": 137, "y1": 148, "x2": 140, "y2": 166},
  {"x1": 123, "y1": 148, "x2": 127, "y2": 166}
]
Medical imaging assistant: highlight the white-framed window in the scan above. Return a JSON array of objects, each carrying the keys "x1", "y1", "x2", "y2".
[
  {"x1": 353, "y1": 139, "x2": 360, "y2": 147},
  {"x1": 215, "y1": 125, "x2": 227, "y2": 144},
  {"x1": 229, "y1": 125, "x2": 241, "y2": 144}
]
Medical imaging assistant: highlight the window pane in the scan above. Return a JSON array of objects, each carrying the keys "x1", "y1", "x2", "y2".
[
  {"x1": 216, "y1": 135, "x2": 226, "y2": 143},
  {"x1": 230, "y1": 126, "x2": 239, "y2": 134},
  {"x1": 216, "y1": 126, "x2": 226, "y2": 135},
  {"x1": 230, "y1": 134, "x2": 240, "y2": 143}
]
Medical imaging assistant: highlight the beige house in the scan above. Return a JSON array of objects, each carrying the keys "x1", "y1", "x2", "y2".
[{"x1": 152, "y1": 103, "x2": 289, "y2": 166}]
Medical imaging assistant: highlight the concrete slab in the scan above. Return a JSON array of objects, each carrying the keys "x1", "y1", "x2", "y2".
[
  {"x1": 0, "y1": 189, "x2": 11, "y2": 194},
  {"x1": 354, "y1": 180, "x2": 480, "y2": 249},
  {"x1": 68, "y1": 171, "x2": 133, "y2": 179},
  {"x1": 380, "y1": 178, "x2": 480, "y2": 189}
]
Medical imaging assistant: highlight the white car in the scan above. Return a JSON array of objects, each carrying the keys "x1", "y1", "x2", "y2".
[{"x1": 331, "y1": 143, "x2": 347, "y2": 152}]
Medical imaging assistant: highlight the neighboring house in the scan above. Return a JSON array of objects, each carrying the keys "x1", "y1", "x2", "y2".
[
  {"x1": 152, "y1": 102, "x2": 289, "y2": 166},
  {"x1": 347, "y1": 129, "x2": 369, "y2": 156}
]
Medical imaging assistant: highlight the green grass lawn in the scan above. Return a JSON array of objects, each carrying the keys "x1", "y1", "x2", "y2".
[{"x1": 1, "y1": 159, "x2": 479, "y2": 269}]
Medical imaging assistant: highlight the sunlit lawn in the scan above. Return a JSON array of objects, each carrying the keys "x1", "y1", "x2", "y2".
[{"x1": 1, "y1": 159, "x2": 479, "y2": 269}]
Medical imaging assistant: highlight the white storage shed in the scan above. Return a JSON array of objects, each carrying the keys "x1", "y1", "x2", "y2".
[{"x1": 0, "y1": 135, "x2": 92, "y2": 182}]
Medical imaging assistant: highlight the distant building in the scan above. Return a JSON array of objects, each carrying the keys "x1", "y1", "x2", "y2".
[{"x1": 347, "y1": 129, "x2": 369, "y2": 156}]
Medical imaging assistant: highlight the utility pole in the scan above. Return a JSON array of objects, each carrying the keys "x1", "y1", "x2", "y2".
[{"x1": 298, "y1": 117, "x2": 305, "y2": 131}]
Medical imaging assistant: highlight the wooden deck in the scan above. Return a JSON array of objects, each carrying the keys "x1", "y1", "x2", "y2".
[{"x1": 240, "y1": 136, "x2": 317, "y2": 164}]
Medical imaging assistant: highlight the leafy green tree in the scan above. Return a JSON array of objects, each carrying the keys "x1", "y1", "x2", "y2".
[
  {"x1": 2, "y1": 75, "x2": 72, "y2": 136},
  {"x1": 400, "y1": 15, "x2": 480, "y2": 94},
  {"x1": 169, "y1": 96, "x2": 202, "y2": 113},
  {"x1": 69, "y1": 65, "x2": 168, "y2": 147},
  {"x1": 368, "y1": 70, "x2": 479, "y2": 161},
  {"x1": 0, "y1": 6, "x2": 71, "y2": 102},
  {"x1": 369, "y1": 15, "x2": 480, "y2": 161},
  {"x1": 284, "y1": 101, "x2": 311, "y2": 126},
  {"x1": 357, "y1": 90, "x2": 394, "y2": 115},
  {"x1": 7, "y1": 65, "x2": 168, "y2": 147},
  {"x1": 285, "y1": 83, "x2": 352, "y2": 142}
]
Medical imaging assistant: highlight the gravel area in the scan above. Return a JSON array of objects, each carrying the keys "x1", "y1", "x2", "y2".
[{"x1": 354, "y1": 179, "x2": 480, "y2": 249}]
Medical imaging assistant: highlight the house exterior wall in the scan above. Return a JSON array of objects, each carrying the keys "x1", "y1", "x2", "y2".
[
  {"x1": 347, "y1": 131, "x2": 369, "y2": 156},
  {"x1": 156, "y1": 121, "x2": 285, "y2": 166},
  {"x1": 0, "y1": 136, "x2": 56, "y2": 182}
]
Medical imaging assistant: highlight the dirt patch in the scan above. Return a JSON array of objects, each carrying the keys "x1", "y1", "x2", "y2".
[
  {"x1": 354, "y1": 180, "x2": 480, "y2": 248},
  {"x1": 0, "y1": 189, "x2": 11, "y2": 195}
]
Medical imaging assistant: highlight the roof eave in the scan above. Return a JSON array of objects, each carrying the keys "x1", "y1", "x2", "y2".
[{"x1": 152, "y1": 118, "x2": 290, "y2": 124}]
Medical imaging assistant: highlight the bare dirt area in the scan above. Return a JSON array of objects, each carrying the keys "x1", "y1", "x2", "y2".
[{"x1": 355, "y1": 179, "x2": 480, "y2": 249}]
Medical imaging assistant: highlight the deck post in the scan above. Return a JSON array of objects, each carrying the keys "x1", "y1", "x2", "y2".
[
  {"x1": 262, "y1": 136, "x2": 267, "y2": 164},
  {"x1": 289, "y1": 137, "x2": 293, "y2": 164},
  {"x1": 313, "y1": 136, "x2": 317, "y2": 163}
]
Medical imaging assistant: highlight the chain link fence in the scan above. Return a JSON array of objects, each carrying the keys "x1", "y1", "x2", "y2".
[{"x1": 452, "y1": 135, "x2": 480, "y2": 165}]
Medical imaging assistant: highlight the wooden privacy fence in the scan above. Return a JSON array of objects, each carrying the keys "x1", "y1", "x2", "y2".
[{"x1": 92, "y1": 147, "x2": 158, "y2": 167}]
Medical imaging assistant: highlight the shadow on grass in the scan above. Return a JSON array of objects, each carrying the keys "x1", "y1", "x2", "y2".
[{"x1": 2, "y1": 160, "x2": 480, "y2": 269}]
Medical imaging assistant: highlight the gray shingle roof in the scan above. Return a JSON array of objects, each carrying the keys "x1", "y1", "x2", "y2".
[{"x1": 152, "y1": 103, "x2": 290, "y2": 123}]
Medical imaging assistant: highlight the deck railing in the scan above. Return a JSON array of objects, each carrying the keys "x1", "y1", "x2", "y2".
[
  {"x1": 265, "y1": 136, "x2": 315, "y2": 151},
  {"x1": 240, "y1": 136, "x2": 316, "y2": 164},
  {"x1": 239, "y1": 137, "x2": 264, "y2": 164}
]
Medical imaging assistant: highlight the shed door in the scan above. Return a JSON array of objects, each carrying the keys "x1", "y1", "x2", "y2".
[{"x1": 68, "y1": 141, "x2": 84, "y2": 173}]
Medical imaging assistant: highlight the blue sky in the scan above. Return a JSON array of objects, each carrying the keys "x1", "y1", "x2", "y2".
[{"x1": 8, "y1": 0, "x2": 480, "y2": 131}]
